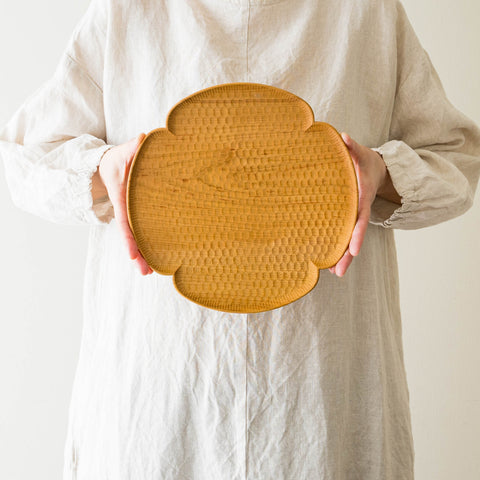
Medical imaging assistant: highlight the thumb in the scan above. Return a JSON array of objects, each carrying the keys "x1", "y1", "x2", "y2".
[
  {"x1": 341, "y1": 132, "x2": 361, "y2": 162},
  {"x1": 123, "y1": 133, "x2": 146, "y2": 177}
]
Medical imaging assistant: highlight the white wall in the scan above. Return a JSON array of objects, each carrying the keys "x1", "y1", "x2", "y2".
[
  {"x1": 0, "y1": 1, "x2": 479, "y2": 479},
  {"x1": 396, "y1": 1, "x2": 480, "y2": 478},
  {"x1": 0, "y1": 2, "x2": 92, "y2": 479}
]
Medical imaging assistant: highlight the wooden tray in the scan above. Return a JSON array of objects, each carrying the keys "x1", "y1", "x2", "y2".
[{"x1": 127, "y1": 83, "x2": 358, "y2": 313}]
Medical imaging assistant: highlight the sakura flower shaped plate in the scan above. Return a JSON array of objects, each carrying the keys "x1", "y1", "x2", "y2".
[{"x1": 127, "y1": 83, "x2": 358, "y2": 313}]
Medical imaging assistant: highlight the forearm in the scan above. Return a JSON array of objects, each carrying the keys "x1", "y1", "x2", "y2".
[
  {"x1": 92, "y1": 167, "x2": 109, "y2": 204},
  {"x1": 376, "y1": 166, "x2": 402, "y2": 205}
]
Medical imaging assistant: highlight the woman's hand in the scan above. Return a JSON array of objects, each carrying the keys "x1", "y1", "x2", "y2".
[
  {"x1": 92, "y1": 133, "x2": 153, "y2": 276},
  {"x1": 329, "y1": 132, "x2": 401, "y2": 277}
]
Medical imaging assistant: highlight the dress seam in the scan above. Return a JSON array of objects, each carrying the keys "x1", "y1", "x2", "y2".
[
  {"x1": 246, "y1": 3, "x2": 251, "y2": 81},
  {"x1": 245, "y1": 313, "x2": 249, "y2": 480},
  {"x1": 65, "y1": 53, "x2": 104, "y2": 94}
]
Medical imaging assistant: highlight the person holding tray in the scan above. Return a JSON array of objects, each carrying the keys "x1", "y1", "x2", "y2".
[{"x1": 1, "y1": 0, "x2": 480, "y2": 479}]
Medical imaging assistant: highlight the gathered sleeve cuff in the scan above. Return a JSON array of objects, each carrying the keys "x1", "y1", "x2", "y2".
[
  {"x1": 368, "y1": 1, "x2": 480, "y2": 230},
  {"x1": 0, "y1": 0, "x2": 115, "y2": 225}
]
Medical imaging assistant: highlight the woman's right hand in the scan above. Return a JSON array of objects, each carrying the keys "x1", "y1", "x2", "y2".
[{"x1": 92, "y1": 133, "x2": 153, "y2": 275}]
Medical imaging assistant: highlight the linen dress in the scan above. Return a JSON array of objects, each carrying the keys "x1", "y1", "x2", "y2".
[{"x1": 1, "y1": 0, "x2": 480, "y2": 478}]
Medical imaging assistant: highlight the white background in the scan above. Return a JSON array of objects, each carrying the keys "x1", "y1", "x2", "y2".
[{"x1": 0, "y1": 1, "x2": 479, "y2": 478}]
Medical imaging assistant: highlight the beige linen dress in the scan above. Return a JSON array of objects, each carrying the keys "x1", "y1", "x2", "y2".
[{"x1": 1, "y1": 0, "x2": 480, "y2": 479}]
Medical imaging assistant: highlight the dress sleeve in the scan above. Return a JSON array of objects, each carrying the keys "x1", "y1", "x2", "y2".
[
  {"x1": 0, "y1": 0, "x2": 114, "y2": 225},
  {"x1": 369, "y1": 1, "x2": 480, "y2": 230}
]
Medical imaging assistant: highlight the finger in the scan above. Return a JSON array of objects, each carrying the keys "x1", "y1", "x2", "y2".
[
  {"x1": 349, "y1": 198, "x2": 371, "y2": 257},
  {"x1": 134, "y1": 254, "x2": 154, "y2": 276},
  {"x1": 341, "y1": 131, "x2": 372, "y2": 257},
  {"x1": 110, "y1": 191, "x2": 140, "y2": 260},
  {"x1": 114, "y1": 133, "x2": 146, "y2": 260},
  {"x1": 341, "y1": 132, "x2": 359, "y2": 158},
  {"x1": 341, "y1": 131, "x2": 352, "y2": 147},
  {"x1": 341, "y1": 132, "x2": 367, "y2": 175},
  {"x1": 341, "y1": 132, "x2": 361, "y2": 155},
  {"x1": 109, "y1": 186, "x2": 138, "y2": 259},
  {"x1": 334, "y1": 250, "x2": 354, "y2": 277},
  {"x1": 124, "y1": 133, "x2": 146, "y2": 177}
]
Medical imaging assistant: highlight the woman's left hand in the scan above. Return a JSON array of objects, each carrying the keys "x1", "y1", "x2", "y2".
[{"x1": 329, "y1": 132, "x2": 400, "y2": 277}]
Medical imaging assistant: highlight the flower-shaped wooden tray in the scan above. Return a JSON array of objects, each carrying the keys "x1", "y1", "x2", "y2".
[{"x1": 127, "y1": 83, "x2": 358, "y2": 313}]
